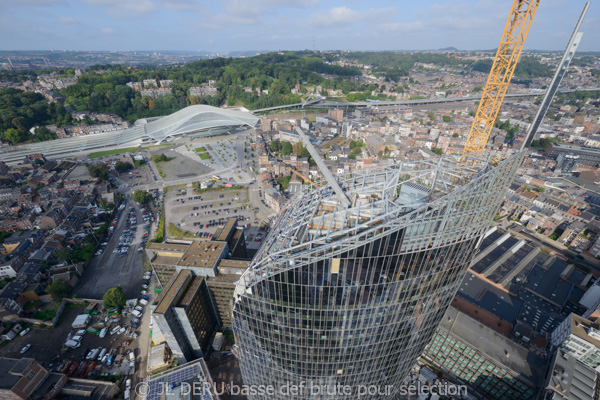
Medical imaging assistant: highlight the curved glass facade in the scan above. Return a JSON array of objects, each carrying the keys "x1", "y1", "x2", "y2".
[{"x1": 232, "y1": 151, "x2": 524, "y2": 399}]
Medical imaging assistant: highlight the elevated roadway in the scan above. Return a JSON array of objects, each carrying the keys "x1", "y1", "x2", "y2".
[{"x1": 252, "y1": 87, "x2": 600, "y2": 113}]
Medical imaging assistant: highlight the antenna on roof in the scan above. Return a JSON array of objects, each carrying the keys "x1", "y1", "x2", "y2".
[
  {"x1": 294, "y1": 127, "x2": 350, "y2": 207},
  {"x1": 521, "y1": 2, "x2": 589, "y2": 150}
]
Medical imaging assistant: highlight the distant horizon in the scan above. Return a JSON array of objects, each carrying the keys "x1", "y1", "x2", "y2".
[
  {"x1": 0, "y1": 1, "x2": 597, "y2": 52},
  {"x1": 1, "y1": 48, "x2": 599, "y2": 54}
]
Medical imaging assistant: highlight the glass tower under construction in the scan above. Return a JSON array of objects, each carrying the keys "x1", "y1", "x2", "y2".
[{"x1": 232, "y1": 151, "x2": 524, "y2": 399}]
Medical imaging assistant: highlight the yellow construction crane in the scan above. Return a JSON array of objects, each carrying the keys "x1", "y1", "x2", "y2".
[
  {"x1": 290, "y1": 168, "x2": 321, "y2": 187},
  {"x1": 462, "y1": 0, "x2": 541, "y2": 157}
]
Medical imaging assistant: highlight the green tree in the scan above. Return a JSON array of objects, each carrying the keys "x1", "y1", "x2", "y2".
[
  {"x1": 55, "y1": 247, "x2": 74, "y2": 262},
  {"x1": 298, "y1": 147, "x2": 310, "y2": 159},
  {"x1": 452, "y1": 133, "x2": 459, "y2": 138},
  {"x1": 442, "y1": 116, "x2": 453, "y2": 123},
  {"x1": 281, "y1": 141, "x2": 293, "y2": 156},
  {"x1": 133, "y1": 190, "x2": 150, "y2": 204},
  {"x1": 88, "y1": 163, "x2": 109, "y2": 180},
  {"x1": 151, "y1": 153, "x2": 168, "y2": 163},
  {"x1": 114, "y1": 161, "x2": 133, "y2": 173},
  {"x1": 103, "y1": 285, "x2": 126, "y2": 308},
  {"x1": 431, "y1": 147, "x2": 443, "y2": 156},
  {"x1": 277, "y1": 175, "x2": 292, "y2": 190},
  {"x1": 427, "y1": 111, "x2": 435, "y2": 121},
  {"x1": 47, "y1": 280, "x2": 72, "y2": 303},
  {"x1": 270, "y1": 139, "x2": 281, "y2": 152}
]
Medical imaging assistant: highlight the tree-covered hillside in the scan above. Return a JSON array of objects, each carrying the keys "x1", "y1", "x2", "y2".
[
  {"x1": 0, "y1": 88, "x2": 71, "y2": 144},
  {"x1": 471, "y1": 56, "x2": 553, "y2": 78},
  {"x1": 60, "y1": 53, "x2": 363, "y2": 122}
]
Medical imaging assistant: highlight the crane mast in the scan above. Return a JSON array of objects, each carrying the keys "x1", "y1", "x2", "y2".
[{"x1": 462, "y1": 0, "x2": 541, "y2": 157}]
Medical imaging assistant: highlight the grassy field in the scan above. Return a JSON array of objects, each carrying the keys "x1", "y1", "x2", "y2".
[
  {"x1": 320, "y1": 136, "x2": 346, "y2": 150},
  {"x1": 154, "y1": 163, "x2": 166, "y2": 178},
  {"x1": 197, "y1": 152, "x2": 211, "y2": 160},
  {"x1": 167, "y1": 223, "x2": 195, "y2": 238},
  {"x1": 89, "y1": 147, "x2": 139, "y2": 158},
  {"x1": 195, "y1": 147, "x2": 207, "y2": 152}
]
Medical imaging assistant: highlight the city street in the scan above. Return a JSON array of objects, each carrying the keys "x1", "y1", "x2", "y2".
[{"x1": 509, "y1": 223, "x2": 600, "y2": 274}]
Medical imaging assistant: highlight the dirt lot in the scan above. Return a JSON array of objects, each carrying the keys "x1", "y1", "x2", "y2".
[{"x1": 150, "y1": 148, "x2": 212, "y2": 181}]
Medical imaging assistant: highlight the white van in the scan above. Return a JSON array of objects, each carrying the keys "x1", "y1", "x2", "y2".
[
  {"x1": 110, "y1": 325, "x2": 121, "y2": 335},
  {"x1": 131, "y1": 310, "x2": 142, "y2": 318},
  {"x1": 99, "y1": 327, "x2": 108, "y2": 338},
  {"x1": 65, "y1": 339, "x2": 81, "y2": 349},
  {"x1": 87, "y1": 348, "x2": 100, "y2": 360},
  {"x1": 97, "y1": 348, "x2": 107, "y2": 361}
]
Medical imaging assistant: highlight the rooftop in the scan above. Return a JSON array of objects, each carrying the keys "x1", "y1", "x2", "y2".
[
  {"x1": 148, "y1": 240, "x2": 226, "y2": 270},
  {"x1": 213, "y1": 218, "x2": 237, "y2": 242},
  {"x1": 147, "y1": 359, "x2": 218, "y2": 400},
  {"x1": 177, "y1": 276, "x2": 204, "y2": 308},
  {"x1": 440, "y1": 306, "x2": 546, "y2": 387},
  {"x1": 237, "y1": 150, "x2": 525, "y2": 295},
  {"x1": 0, "y1": 357, "x2": 33, "y2": 389},
  {"x1": 154, "y1": 269, "x2": 193, "y2": 314},
  {"x1": 217, "y1": 259, "x2": 249, "y2": 270},
  {"x1": 178, "y1": 241, "x2": 226, "y2": 269}
]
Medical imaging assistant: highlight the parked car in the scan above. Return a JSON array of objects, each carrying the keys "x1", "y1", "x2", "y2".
[
  {"x1": 19, "y1": 328, "x2": 30, "y2": 337},
  {"x1": 20, "y1": 344, "x2": 31, "y2": 354}
]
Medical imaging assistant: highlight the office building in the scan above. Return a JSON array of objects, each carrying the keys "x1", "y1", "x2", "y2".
[
  {"x1": 207, "y1": 272, "x2": 242, "y2": 329},
  {"x1": 147, "y1": 241, "x2": 227, "y2": 283},
  {"x1": 147, "y1": 218, "x2": 247, "y2": 285},
  {"x1": 544, "y1": 314, "x2": 600, "y2": 399},
  {"x1": 232, "y1": 150, "x2": 524, "y2": 399},
  {"x1": 422, "y1": 307, "x2": 541, "y2": 400},
  {"x1": 153, "y1": 269, "x2": 218, "y2": 363},
  {"x1": 545, "y1": 143, "x2": 600, "y2": 172}
]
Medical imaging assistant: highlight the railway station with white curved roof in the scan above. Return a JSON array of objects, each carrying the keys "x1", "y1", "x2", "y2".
[{"x1": 0, "y1": 105, "x2": 259, "y2": 164}]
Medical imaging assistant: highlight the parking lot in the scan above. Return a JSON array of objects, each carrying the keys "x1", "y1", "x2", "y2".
[
  {"x1": 0, "y1": 299, "x2": 150, "y2": 379},
  {"x1": 76, "y1": 196, "x2": 152, "y2": 299},
  {"x1": 165, "y1": 187, "x2": 260, "y2": 238}
]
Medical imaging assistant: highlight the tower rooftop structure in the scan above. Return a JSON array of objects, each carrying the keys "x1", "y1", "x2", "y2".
[{"x1": 233, "y1": 150, "x2": 525, "y2": 399}]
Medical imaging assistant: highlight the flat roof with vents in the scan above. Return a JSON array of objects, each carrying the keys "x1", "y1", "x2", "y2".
[
  {"x1": 147, "y1": 240, "x2": 227, "y2": 273},
  {"x1": 178, "y1": 241, "x2": 226, "y2": 269}
]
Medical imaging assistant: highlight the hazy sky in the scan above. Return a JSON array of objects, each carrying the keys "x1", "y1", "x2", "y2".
[{"x1": 0, "y1": 0, "x2": 597, "y2": 52}]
